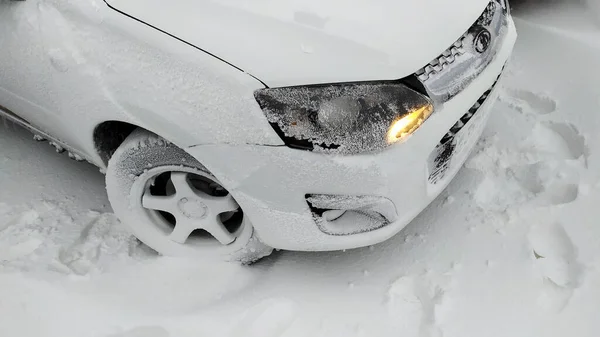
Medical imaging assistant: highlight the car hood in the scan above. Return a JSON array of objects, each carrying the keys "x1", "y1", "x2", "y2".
[{"x1": 105, "y1": 0, "x2": 491, "y2": 87}]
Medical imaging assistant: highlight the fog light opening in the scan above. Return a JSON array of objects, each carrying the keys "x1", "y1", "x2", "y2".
[
  {"x1": 306, "y1": 194, "x2": 398, "y2": 236},
  {"x1": 323, "y1": 209, "x2": 346, "y2": 222}
]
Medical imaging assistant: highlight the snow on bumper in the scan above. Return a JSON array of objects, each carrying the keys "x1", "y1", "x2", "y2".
[{"x1": 186, "y1": 20, "x2": 517, "y2": 252}]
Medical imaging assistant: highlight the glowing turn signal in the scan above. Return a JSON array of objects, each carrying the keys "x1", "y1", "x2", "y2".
[{"x1": 386, "y1": 104, "x2": 434, "y2": 144}]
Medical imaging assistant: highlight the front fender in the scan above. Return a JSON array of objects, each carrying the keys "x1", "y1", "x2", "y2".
[{"x1": 99, "y1": 6, "x2": 283, "y2": 148}]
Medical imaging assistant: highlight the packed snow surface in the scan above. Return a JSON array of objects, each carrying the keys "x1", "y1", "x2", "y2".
[{"x1": 1, "y1": 2, "x2": 600, "y2": 337}]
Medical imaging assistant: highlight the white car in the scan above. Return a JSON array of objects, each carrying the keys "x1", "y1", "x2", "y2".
[{"x1": 0, "y1": 0, "x2": 516, "y2": 262}]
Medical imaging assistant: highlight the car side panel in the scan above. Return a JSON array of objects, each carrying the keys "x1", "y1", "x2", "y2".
[
  {"x1": 0, "y1": 0, "x2": 282, "y2": 167},
  {"x1": 0, "y1": 1, "x2": 67, "y2": 134}
]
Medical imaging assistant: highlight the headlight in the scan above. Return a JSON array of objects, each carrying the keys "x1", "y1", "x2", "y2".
[{"x1": 254, "y1": 82, "x2": 434, "y2": 154}]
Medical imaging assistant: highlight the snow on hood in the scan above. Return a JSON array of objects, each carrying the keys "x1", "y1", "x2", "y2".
[{"x1": 105, "y1": 0, "x2": 491, "y2": 87}]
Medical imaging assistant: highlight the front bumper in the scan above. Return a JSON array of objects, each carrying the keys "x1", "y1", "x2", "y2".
[{"x1": 186, "y1": 16, "x2": 517, "y2": 252}]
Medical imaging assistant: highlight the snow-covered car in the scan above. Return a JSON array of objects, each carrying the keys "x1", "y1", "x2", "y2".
[{"x1": 0, "y1": 0, "x2": 516, "y2": 262}]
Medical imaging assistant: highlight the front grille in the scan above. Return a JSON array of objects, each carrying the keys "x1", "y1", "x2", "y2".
[
  {"x1": 427, "y1": 73, "x2": 502, "y2": 185},
  {"x1": 415, "y1": 39, "x2": 467, "y2": 82},
  {"x1": 477, "y1": 1, "x2": 498, "y2": 26},
  {"x1": 439, "y1": 74, "x2": 501, "y2": 146},
  {"x1": 416, "y1": 0, "x2": 498, "y2": 83},
  {"x1": 414, "y1": 0, "x2": 508, "y2": 103}
]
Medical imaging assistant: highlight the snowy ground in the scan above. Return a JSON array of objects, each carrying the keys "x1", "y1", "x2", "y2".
[{"x1": 1, "y1": 3, "x2": 600, "y2": 337}]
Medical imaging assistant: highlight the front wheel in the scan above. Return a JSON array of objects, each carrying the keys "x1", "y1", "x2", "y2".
[{"x1": 105, "y1": 129, "x2": 272, "y2": 263}]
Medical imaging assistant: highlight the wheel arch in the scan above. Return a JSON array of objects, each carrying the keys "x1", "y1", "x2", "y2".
[{"x1": 92, "y1": 120, "x2": 140, "y2": 166}]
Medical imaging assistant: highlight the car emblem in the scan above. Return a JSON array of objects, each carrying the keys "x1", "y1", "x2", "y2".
[{"x1": 474, "y1": 29, "x2": 492, "y2": 53}]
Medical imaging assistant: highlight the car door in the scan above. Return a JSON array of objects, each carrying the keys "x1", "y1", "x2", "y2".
[
  {"x1": 1, "y1": 0, "x2": 279, "y2": 166},
  {"x1": 0, "y1": 0, "x2": 117, "y2": 158},
  {"x1": 0, "y1": 0, "x2": 59, "y2": 130}
]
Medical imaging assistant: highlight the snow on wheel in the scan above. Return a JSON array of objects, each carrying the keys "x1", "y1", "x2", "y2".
[{"x1": 105, "y1": 129, "x2": 272, "y2": 263}]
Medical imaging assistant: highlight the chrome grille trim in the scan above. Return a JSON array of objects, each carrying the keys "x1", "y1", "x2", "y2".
[
  {"x1": 415, "y1": 39, "x2": 466, "y2": 82},
  {"x1": 415, "y1": 0, "x2": 509, "y2": 104},
  {"x1": 476, "y1": 1, "x2": 497, "y2": 26},
  {"x1": 438, "y1": 73, "x2": 501, "y2": 146}
]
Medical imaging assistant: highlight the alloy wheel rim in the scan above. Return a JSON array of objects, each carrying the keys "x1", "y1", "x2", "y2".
[{"x1": 137, "y1": 168, "x2": 247, "y2": 248}]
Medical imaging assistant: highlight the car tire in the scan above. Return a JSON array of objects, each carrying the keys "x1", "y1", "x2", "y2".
[{"x1": 105, "y1": 129, "x2": 272, "y2": 263}]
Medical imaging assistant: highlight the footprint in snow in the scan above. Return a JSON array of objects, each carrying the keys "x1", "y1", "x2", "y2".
[
  {"x1": 387, "y1": 275, "x2": 444, "y2": 337},
  {"x1": 504, "y1": 89, "x2": 557, "y2": 115},
  {"x1": 528, "y1": 222, "x2": 583, "y2": 313},
  {"x1": 528, "y1": 122, "x2": 588, "y2": 164},
  {"x1": 471, "y1": 120, "x2": 588, "y2": 210},
  {"x1": 519, "y1": 121, "x2": 588, "y2": 206},
  {"x1": 509, "y1": 162, "x2": 579, "y2": 207}
]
